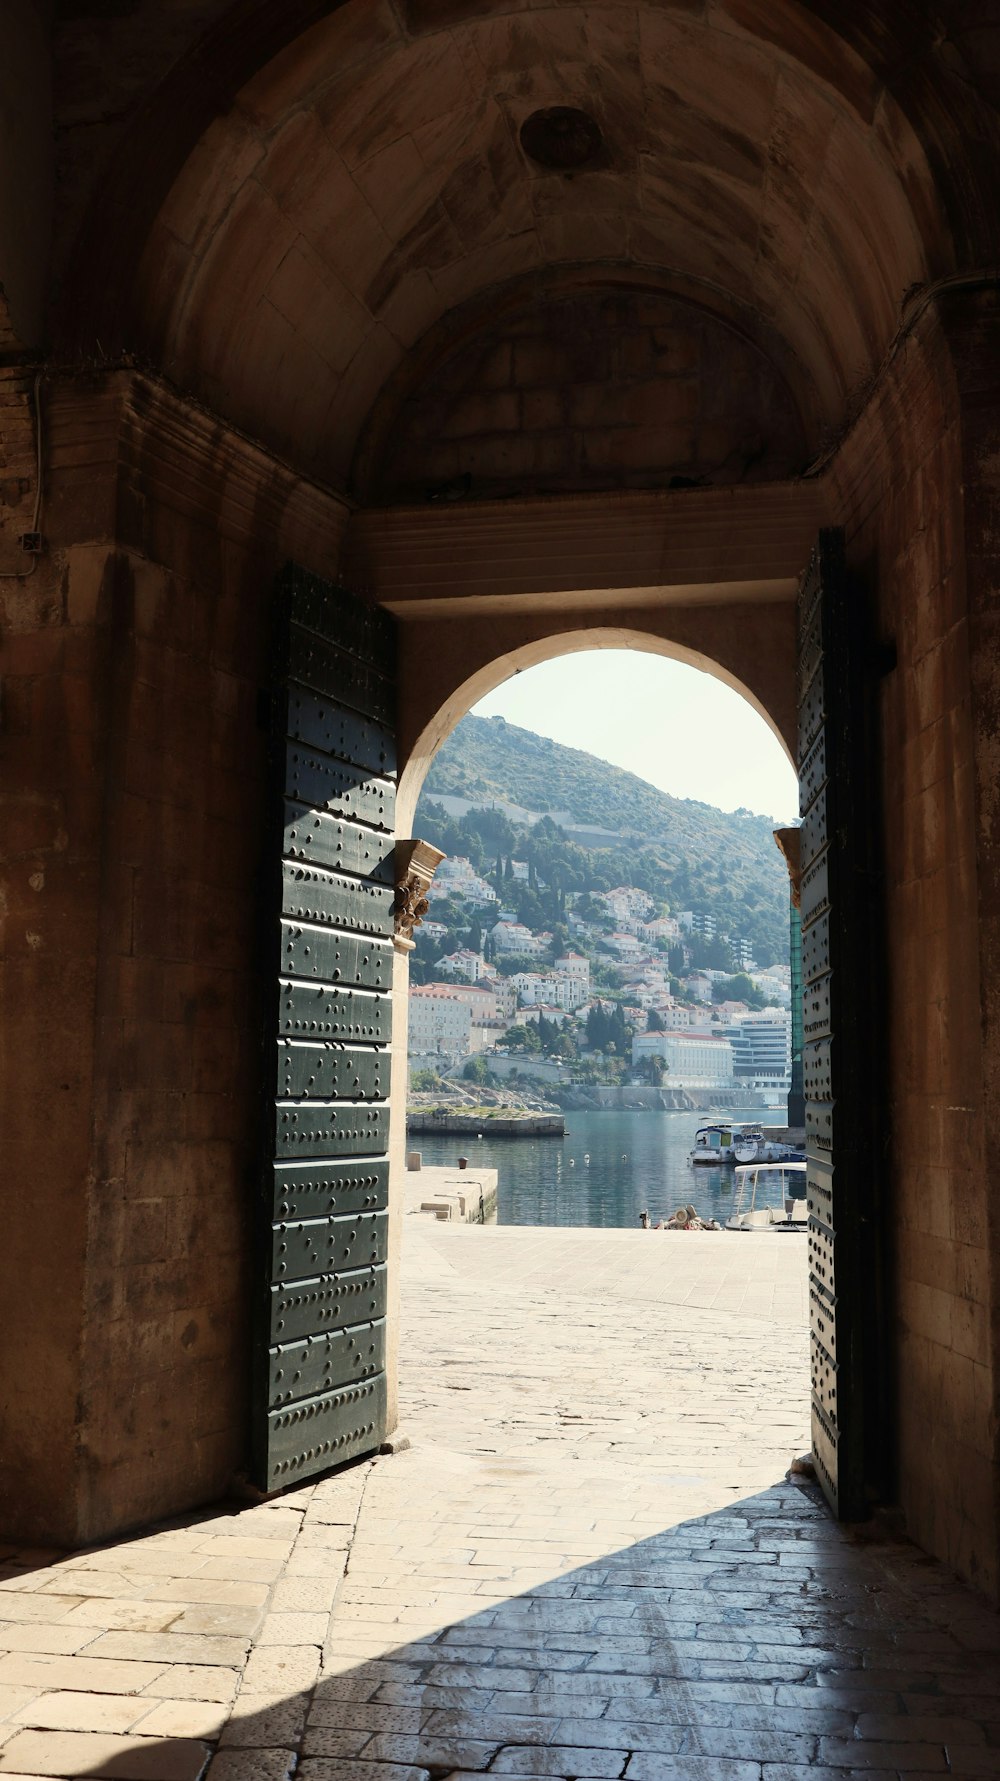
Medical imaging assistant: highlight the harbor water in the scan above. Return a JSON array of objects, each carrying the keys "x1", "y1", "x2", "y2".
[{"x1": 406, "y1": 1108, "x2": 782, "y2": 1228}]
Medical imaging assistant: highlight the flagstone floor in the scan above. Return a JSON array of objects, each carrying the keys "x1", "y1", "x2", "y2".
[{"x1": 1, "y1": 1225, "x2": 999, "y2": 1780}]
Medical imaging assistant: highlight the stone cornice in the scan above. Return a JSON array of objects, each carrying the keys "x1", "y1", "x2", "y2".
[
  {"x1": 344, "y1": 481, "x2": 827, "y2": 616},
  {"x1": 46, "y1": 370, "x2": 352, "y2": 573}
]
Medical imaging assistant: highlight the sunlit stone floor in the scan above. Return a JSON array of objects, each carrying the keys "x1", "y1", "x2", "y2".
[{"x1": 1, "y1": 1225, "x2": 999, "y2": 1780}]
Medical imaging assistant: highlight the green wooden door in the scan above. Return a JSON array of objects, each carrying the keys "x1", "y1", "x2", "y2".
[
  {"x1": 798, "y1": 529, "x2": 887, "y2": 1520},
  {"x1": 253, "y1": 565, "x2": 396, "y2": 1493}
]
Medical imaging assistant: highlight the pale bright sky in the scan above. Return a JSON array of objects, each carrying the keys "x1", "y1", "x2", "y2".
[{"x1": 473, "y1": 650, "x2": 799, "y2": 824}]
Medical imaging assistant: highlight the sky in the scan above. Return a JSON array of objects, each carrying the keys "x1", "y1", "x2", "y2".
[{"x1": 472, "y1": 650, "x2": 799, "y2": 824}]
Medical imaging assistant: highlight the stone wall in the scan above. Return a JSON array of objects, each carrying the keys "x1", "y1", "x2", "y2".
[
  {"x1": 0, "y1": 0, "x2": 51, "y2": 349},
  {"x1": 368, "y1": 288, "x2": 807, "y2": 503},
  {"x1": 0, "y1": 368, "x2": 42, "y2": 557},
  {"x1": 0, "y1": 372, "x2": 349, "y2": 1544},
  {"x1": 832, "y1": 302, "x2": 998, "y2": 1595},
  {"x1": 1, "y1": 378, "x2": 118, "y2": 1545},
  {"x1": 953, "y1": 294, "x2": 1000, "y2": 1594}
]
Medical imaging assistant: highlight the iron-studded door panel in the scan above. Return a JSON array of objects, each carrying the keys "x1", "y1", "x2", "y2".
[
  {"x1": 254, "y1": 565, "x2": 395, "y2": 1493},
  {"x1": 798, "y1": 529, "x2": 882, "y2": 1522}
]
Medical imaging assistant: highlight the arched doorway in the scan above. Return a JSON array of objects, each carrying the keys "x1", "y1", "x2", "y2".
[
  {"x1": 396, "y1": 627, "x2": 795, "y2": 838},
  {"x1": 384, "y1": 558, "x2": 879, "y2": 1527},
  {"x1": 398, "y1": 639, "x2": 800, "y2": 1223},
  {"x1": 251, "y1": 541, "x2": 877, "y2": 1528}
]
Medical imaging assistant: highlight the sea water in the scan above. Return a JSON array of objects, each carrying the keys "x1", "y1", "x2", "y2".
[{"x1": 406, "y1": 1108, "x2": 768, "y2": 1228}]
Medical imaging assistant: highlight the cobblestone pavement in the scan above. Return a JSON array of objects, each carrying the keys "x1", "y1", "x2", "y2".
[{"x1": 1, "y1": 1227, "x2": 1000, "y2": 1779}]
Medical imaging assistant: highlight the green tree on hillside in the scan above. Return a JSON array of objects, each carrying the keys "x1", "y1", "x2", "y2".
[
  {"x1": 636, "y1": 1054, "x2": 665, "y2": 1084},
  {"x1": 689, "y1": 934, "x2": 735, "y2": 971},
  {"x1": 462, "y1": 1055, "x2": 493, "y2": 1085},
  {"x1": 712, "y1": 972, "x2": 767, "y2": 1009},
  {"x1": 586, "y1": 1001, "x2": 633, "y2": 1055}
]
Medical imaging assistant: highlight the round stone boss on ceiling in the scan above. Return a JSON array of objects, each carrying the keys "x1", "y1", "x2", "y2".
[{"x1": 519, "y1": 106, "x2": 607, "y2": 171}]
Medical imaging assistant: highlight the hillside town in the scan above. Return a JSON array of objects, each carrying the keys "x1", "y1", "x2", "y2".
[{"x1": 409, "y1": 850, "x2": 792, "y2": 1104}]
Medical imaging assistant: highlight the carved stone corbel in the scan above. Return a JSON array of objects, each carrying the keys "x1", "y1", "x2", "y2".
[
  {"x1": 773, "y1": 826, "x2": 801, "y2": 908},
  {"x1": 394, "y1": 838, "x2": 446, "y2": 952}
]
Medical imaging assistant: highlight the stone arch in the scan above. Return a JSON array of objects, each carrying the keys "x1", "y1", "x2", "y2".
[
  {"x1": 353, "y1": 270, "x2": 812, "y2": 504},
  {"x1": 59, "y1": 0, "x2": 1000, "y2": 372},
  {"x1": 56, "y1": 0, "x2": 999, "y2": 496},
  {"x1": 396, "y1": 623, "x2": 794, "y2": 837}
]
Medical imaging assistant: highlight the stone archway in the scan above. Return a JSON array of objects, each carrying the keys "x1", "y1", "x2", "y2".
[
  {"x1": 383, "y1": 607, "x2": 803, "y2": 1440},
  {"x1": 395, "y1": 623, "x2": 795, "y2": 837}
]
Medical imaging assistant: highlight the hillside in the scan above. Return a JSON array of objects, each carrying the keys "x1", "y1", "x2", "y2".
[{"x1": 416, "y1": 715, "x2": 793, "y2": 968}]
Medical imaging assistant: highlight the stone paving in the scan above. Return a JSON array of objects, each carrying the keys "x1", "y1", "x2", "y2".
[{"x1": 1, "y1": 1226, "x2": 999, "y2": 1779}]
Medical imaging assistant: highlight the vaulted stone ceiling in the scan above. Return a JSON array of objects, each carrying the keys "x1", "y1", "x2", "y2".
[{"x1": 53, "y1": 0, "x2": 1000, "y2": 488}]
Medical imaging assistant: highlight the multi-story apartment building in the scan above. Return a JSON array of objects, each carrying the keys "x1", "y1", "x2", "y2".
[
  {"x1": 607, "y1": 931, "x2": 643, "y2": 956},
  {"x1": 554, "y1": 952, "x2": 590, "y2": 996},
  {"x1": 626, "y1": 981, "x2": 670, "y2": 1011},
  {"x1": 632, "y1": 1030, "x2": 734, "y2": 1087},
  {"x1": 658, "y1": 1006, "x2": 702, "y2": 1029},
  {"x1": 507, "y1": 971, "x2": 582, "y2": 1014},
  {"x1": 545, "y1": 975, "x2": 587, "y2": 1013},
  {"x1": 409, "y1": 986, "x2": 474, "y2": 1058},
  {"x1": 436, "y1": 948, "x2": 488, "y2": 983},
  {"x1": 712, "y1": 1000, "x2": 751, "y2": 1023},
  {"x1": 750, "y1": 971, "x2": 792, "y2": 1008},
  {"x1": 619, "y1": 956, "x2": 665, "y2": 983},
  {"x1": 491, "y1": 921, "x2": 551, "y2": 957},
  {"x1": 510, "y1": 971, "x2": 549, "y2": 1005},
  {"x1": 655, "y1": 1005, "x2": 690, "y2": 1029},
  {"x1": 434, "y1": 856, "x2": 499, "y2": 906},
  {"x1": 409, "y1": 983, "x2": 505, "y2": 1058},
  {"x1": 637, "y1": 915, "x2": 681, "y2": 945},
  {"x1": 558, "y1": 975, "x2": 590, "y2": 1011},
  {"x1": 422, "y1": 981, "x2": 499, "y2": 1026},
  {"x1": 521, "y1": 1003, "x2": 568, "y2": 1028},
  {"x1": 490, "y1": 977, "x2": 518, "y2": 1022},
  {"x1": 595, "y1": 887, "x2": 654, "y2": 927},
  {"x1": 682, "y1": 971, "x2": 714, "y2": 1003},
  {"x1": 678, "y1": 910, "x2": 717, "y2": 939},
  {"x1": 729, "y1": 1010, "x2": 792, "y2": 1087}
]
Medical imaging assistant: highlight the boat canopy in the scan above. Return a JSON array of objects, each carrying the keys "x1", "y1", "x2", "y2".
[
  {"x1": 693, "y1": 1123, "x2": 734, "y2": 1149},
  {"x1": 727, "y1": 1162, "x2": 808, "y2": 1230}
]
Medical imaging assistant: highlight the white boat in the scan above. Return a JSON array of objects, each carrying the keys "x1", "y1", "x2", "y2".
[
  {"x1": 689, "y1": 1120, "x2": 770, "y2": 1164},
  {"x1": 732, "y1": 1127, "x2": 804, "y2": 1165},
  {"x1": 689, "y1": 1121, "x2": 738, "y2": 1163},
  {"x1": 726, "y1": 1162, "x2": 808, "y2": 1231}
]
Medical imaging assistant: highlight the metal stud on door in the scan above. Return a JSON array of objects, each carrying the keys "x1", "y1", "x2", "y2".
[{"x1": 254, "y1": 565, "x2": 396, "y2": 1492}]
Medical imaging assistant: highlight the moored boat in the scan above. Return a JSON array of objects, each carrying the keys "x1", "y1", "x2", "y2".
[
  {"x1": 689, "y1": 1120, "x2": 778, "y2": 1164},
  {"x1": 689, "y1": 1121, "x2": 738, "y2": 1163},
  {"x1": 726, "y1": 1161, "x2": 808, "y2": 1231},
  {"x1": 732, "y1": 1127, "x2": 804, "y2": 1164}
]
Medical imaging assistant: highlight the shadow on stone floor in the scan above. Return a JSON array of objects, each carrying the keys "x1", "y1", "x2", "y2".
[{"x1": 8, "y1": 1474, "x2": 1000, "y2": 1781}]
